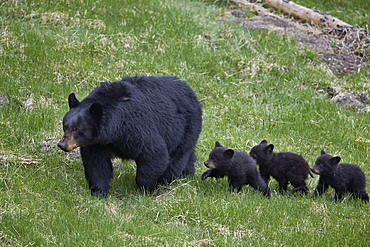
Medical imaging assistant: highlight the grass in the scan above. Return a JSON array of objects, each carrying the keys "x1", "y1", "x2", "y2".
[{"x1": 1, "y1": 0, "x2": 369, "y2": 246}]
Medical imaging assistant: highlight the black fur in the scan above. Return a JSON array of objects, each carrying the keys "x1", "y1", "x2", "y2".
[
  {"x1": 59, "y1": 75, "x2": 202, "y2": 196},
  {"x1": 202, "y1": 141, "x2": 270, "y2": 198},
  {"x1": 311, "y1": 150, "x2": 369, "y2": 202},
  {"x1": 249, "y1": 140, "x2": 312, "y2": 193}
]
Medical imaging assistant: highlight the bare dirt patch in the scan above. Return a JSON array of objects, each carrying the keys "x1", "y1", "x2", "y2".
[
  {"x1": 226, "y1": 0, "x2": 370, "y2": 111},
  {"x1": 228, "y1": 1, "x2": 370, "y2": 75}
]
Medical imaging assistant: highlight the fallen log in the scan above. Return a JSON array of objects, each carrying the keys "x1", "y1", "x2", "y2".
[
  {"x1": 264, "y1": 0, "x2": 353, "y2": 28},
  {"x1": 231, "y1": 0, "x2": 278, "y2": 18}
]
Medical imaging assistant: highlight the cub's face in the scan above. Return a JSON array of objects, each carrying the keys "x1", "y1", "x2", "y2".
[
  {"x1": 311, "y1": 153, "x2": 340, "y2": 175},
  {"x1": 249, "y1": 145, "x2": 264, "y2": 161},
  {"x1": 204, "y1": 148, "x2": 224, "y2": 169},
  {"x1": 204, "y1": 146, "x2": 234, "y2": 170},
  {"x1": 249, "y1": 140, "x2": 274, "y2": 165}
]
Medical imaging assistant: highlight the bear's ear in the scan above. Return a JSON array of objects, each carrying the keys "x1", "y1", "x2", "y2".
[
  {"x1": 321, "y1": 150, "x2": 326, "y2": 155},
  {"x1": 266, "y1": 144, "x2": 274, "y2": 153},
  {"x1": 215, "y1": 141, "x2": 223, "y2": 148},
  {"x1": 68, "y1": 93, "x2": 80, "y2": 109},
  {"x1": 89, "y1": 103, "x2": 103, "y2": 120},
  {"x1": 260, "y1": 140, "x2": 268, "y2": 145},
  {"x1": 330, "y1": 156, "x2": 341, "y2": 165},
  {"x1": 223, "y1": 149, "x2": 234, "y2": 159}
]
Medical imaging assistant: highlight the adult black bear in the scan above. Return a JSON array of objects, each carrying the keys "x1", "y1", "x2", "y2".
[
  {"x1": 58, "y1": 76, "x2": 202, "y2": 197},
  {"x1": 249, "y1": 140, "x2": 313, "y2": 193},
  {"x1": 202, "y1": 141, "x2": 270, "y2": 198},
  {"x1": 311, "y1": 150, "x2": 369, "y2": 202}
]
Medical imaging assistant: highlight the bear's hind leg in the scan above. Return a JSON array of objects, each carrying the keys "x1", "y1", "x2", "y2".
[
  {"x1": 255, "y1": 180, "x2": 271, "y2": 198},
  {"x1": 136, "y1": 147, "x2": 171, "y2": 191},
  {"x1": 289, "y1": 177, "x2": 309, "y2": 194},
  {"x1": 158, "y1": 151, "x2": 190, "y2": 184},
  {"x1": 182, "y1": 149, "x2": 196, "y2": 177},
  {"x1": 354, "y1": 190, "x2": 369, "y2": 202},
  {"x1": 247, "y1": 174, "x2": 271, "y2": 198}
]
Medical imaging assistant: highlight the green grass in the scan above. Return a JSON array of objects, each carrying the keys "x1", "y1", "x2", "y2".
[{"x1": 1, "y1": 0, "x2": 369, "y2": 246}]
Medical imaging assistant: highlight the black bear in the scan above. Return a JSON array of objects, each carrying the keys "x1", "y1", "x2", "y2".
[
  {"x1": 202, "y1": 141, "x2": 270, "y2": 198},
  {"x1": 311, "y1": 150, "x2": 369, "y2": 202},
  {"x1": 249, "y1": 140, "x2": 313, "y2": 193},
  {"x1": 58, "y1": 75, "x2": 202, "y2": 197}
]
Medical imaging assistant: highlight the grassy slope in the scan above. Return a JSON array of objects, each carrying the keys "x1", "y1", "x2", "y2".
[{"x1": 0, "y1": 0, "x2": 369, "y2": 246}]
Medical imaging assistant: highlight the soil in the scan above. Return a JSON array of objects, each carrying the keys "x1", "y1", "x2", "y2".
[
  {"x1": 226, "y1": 1, "x2": 370, "y2": 111},
  {"x1": 227, "y1": 2, "x2": 370, "y2": 75}
]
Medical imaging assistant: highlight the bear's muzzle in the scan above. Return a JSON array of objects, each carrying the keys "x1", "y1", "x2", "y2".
[{"x1": 58, "y1": 135, "x2": 79, "y2": 152}]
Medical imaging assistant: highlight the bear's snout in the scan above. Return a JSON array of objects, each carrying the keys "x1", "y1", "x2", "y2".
[
  {"x1": 57, "y1": 142, "x2": 68, "y2": 152},
  {"x1": 58, "y1": 135, "x2": 79, "y2": 152},
  {"x1": 310, "y1": 167, "x2": 320, "y2": 175},
  {"x1": 204, "y1": 160, "x2": 216, "y2": 169}
]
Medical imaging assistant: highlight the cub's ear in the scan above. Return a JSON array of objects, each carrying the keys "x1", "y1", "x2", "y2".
[
  {"x1": 331, "y1": 156, "x2": 341, "y2": 165},
  {"x1": 260, "y1": 140, "x2": 268, "y2": 145},
  {"x1": 223, "y1": 149, "x2": 234, "y2": 159},
  {"x1": 321, "y1": 150, "x2": 326, "y2": 155},
  {"x1": 68, "y1": 93, "x2": 80, "y2": 109},
  {"x1": 266, "y1": 144, "x2": 274, "y2": 152},
  {"x1": 215, "y1": 141, "x2": 223, "y2": 148},
  {"x1": 89, "y1": 103, "x2": 103, "y2": 119}
]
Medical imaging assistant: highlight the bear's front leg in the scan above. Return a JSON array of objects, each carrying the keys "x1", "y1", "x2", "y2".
[
  {"x1": 312, "y1": 179, "x2": 329, "y2": 199},
  {"x1": 80, "y1": 145, "x2": 113, "y2": 197},
  {"x1": 333, "y1": 184, "x2": 346, "y2": 201},
  {"x1": 201, "y1": 169, "x2": 225, "y2": 180},
  {"x1": 259, "y1": 172, "x2": 270, "y2": 185},
  {"x1": 249, "y1": 176, "x2": 271, "y2": 198},
  {"x1": 229, "y1": 178, "x2": 244, "y2": 193},
  {"x1": 277, "y1": 178, "x2": 289, "y2": 192}
]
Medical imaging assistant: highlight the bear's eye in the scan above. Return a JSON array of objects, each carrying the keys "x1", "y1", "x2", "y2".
[
  {"x1": 73, "y1": 126, "x2": 79, "y2": 132},
  {"x1": 319, "y1": 162, "x2": 328, "y2": 167}
]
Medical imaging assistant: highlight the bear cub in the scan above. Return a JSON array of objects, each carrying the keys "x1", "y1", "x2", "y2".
[
  {"x1": 202, "y1": 141, "x2": 270, "y2": 198},
  {"x1": 249, "y1": 140, "x2": 313, "y2": 193},
  {"x1": 311, "y1": 150, "x2": 369, "y2": 202}
]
